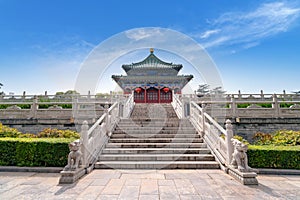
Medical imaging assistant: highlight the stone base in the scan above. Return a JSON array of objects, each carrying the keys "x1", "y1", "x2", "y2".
[
  {"x1": 228, "y1": 168, "x2": 258, "y2": 185},
  {"x1": 59, "y1": 168, "x2": 86, "y2": 184}
]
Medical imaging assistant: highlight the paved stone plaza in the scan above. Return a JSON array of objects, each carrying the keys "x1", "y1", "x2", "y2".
[{"x1": 0, "y1": 169, "x2": 299, "y2": 200}]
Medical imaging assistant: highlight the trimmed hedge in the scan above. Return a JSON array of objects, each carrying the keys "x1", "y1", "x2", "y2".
[
  {"x1": 0, "y1": 138, "x2": 73, "y2": 167},
  {"x1": 248, "y1": 145, "x2": 300, "y2": 169}
]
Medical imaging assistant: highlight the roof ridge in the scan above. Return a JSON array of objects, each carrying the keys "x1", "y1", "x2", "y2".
[{"x1": 122, "y1": 52, "x2": 182, "y2": 72}]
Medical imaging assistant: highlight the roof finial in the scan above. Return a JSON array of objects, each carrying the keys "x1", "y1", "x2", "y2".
[{"x1": 150, "y1": 48, "x2": 154, "y2": 53}]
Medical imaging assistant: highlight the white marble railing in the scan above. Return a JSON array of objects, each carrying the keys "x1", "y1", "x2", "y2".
[
  {"x1": 189, "y1": 102, "x2": 233, "y2": 167},
  {"x1": 195, "y1": 94, "x2": 300, "y2": 118},
  {"x1": 171, "y1": 93, "x2": 183, "y2": 119},
  {"x1": 80, "y1": 102, "x2": 120, "y2": 168},
  {"x1": 123, "y1": 93, "x2": 135, "y2": 118},
  {"x1": 172, "y1": 94, "x2": 234, "y2": 168}
]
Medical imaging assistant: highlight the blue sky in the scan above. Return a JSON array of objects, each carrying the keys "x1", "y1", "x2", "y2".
[{"x1": 0, "y1": 0, "x2": 300, "y2": 95}]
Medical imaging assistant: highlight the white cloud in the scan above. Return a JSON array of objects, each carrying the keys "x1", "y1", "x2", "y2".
[
  {"x1": 125, "y1": 29, "x2": 154, "y2": 41},
  {"x1": 199, "y1": 29, "x2": 220, "y2": 39},
  {"x1": 199, "y1": 1, "x2": 300, "y2": 49},
  {"x1": 125, "y1": 28, "x2": 162, "y2": 41}
]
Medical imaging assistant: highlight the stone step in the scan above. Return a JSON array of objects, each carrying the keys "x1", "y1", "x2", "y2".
[
  {"x1": 120, "y1": 117, "x2": 182, "y2": 120},
  {"x1": 116, "y1": 124, "x2": 192, "y2": 129},
  {"x1": 116, "y1": 126, "x2": 190, "y2": 130},
  {"x1": 111, "y1": 133, "x2": 198, "y2": 139},
  {"x1": 94, "y1": 161, "x2": 220, "y2": 169},
  {"x1": 102, "y1": 148, "x2": 211, "y2": 154},
  {"x1": 109, "y1": 138, "x2": 203, "y2": 143},
  {"x1": 112, "y1": 130, "x2": 197, "y2": 135},
  {"x1": 118, "y1": 120, "x2": 189, "y2": 124},
  {"x1": 117, "y1": 122, "x2": 191, "y2": 127},
  {"x1": 99, "y1": 154, "x2": 215, "y2": 161},
  {"x1": 105, "y1": 143, "x2": 207, "y2": 148},
  {"x1": 127, "y1": 115, "x2": 179, "y2": 118}
]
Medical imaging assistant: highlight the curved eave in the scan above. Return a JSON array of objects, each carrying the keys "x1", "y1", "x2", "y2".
[
  {"x1": 186, "y1": 75, "x2": 193, "y2": 81},
  {"x1": 121, "y1": 53, "x2": 183, "y2": 72},
  {"x1": 111, "y1": 75, "x2": 121, "y2": 81},
  {"x1": 112, "y1": 75, "x2": 193, "y2": 81}
]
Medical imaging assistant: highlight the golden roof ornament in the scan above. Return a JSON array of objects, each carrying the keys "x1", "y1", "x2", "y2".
[{"x1": 150, "y1": 48, "x2": 154, "y2": 53}]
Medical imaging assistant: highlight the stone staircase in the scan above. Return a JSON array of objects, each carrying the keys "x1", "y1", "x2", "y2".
[{"x1": 95, "y1": 103, "x2": 219, "y2": 169}]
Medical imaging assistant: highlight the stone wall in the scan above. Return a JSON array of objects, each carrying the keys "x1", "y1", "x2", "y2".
[{"x1": 231, "y1": 118, "x2": 300, "y2": 142}]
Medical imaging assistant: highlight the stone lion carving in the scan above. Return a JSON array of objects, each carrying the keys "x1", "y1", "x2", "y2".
[
  {"x1": 231, "y1": 138, "x2": 253, "y2": 172},
  {"x1": 64, "y1": 140, "x2": 82, "y2": 171}
]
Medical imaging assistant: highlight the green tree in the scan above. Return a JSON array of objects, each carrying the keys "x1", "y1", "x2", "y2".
[{"x1": 64, "y1": 90, "x2": 79, "y2": 95}]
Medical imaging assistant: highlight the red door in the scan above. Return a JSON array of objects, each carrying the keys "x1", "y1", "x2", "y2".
[
  {"x1": 160, "y1": 89, "x2": 172, "y2": 103},
  {"x1": 134, "y1": 89, "x2": 145, "y2": 103},
  {"x1": 146, "y1": 88, "x2": 159, "y2": 103}
]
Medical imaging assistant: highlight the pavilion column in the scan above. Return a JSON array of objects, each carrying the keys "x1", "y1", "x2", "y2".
[
  {"x1": 144, "y1": 88, "x2": 147, "y2": 103},
  {"x1": 158, "y1": 88, "x2": 161, "y2": 103}
]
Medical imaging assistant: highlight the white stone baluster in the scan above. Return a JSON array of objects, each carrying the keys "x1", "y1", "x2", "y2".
[
  {"x1": 225, "y1": 119, "x2": 233, "y2": 165},
  {"x1": 80, "y1": 120, "x2": 89, "y2": 167}
]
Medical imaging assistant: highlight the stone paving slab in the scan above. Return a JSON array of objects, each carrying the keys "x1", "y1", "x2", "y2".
[{"x1": 0, "y1": 169, "x2": 299, "y2": 199}]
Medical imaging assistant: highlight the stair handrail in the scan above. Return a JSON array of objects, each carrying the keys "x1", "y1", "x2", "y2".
[
  {"x1": 123, "y1": 93, "x2": 135, "y2": 118},
  {"x1": 189, "y1": 101, "x2": 233, "y2": 167},
  {"x1": 80, "y1": 101, "x2": 120, "y2": 168},
  {"x1": 171, "y1": 93, "x2": 183, "y2": 119}
]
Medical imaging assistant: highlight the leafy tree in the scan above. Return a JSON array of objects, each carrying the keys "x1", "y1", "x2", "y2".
[
  {"x1": 64, "y1": 90, "x2": 79, "y2": 95},
  {"x1": 55, "y1": 92, "x2": 64, "y2": 96},
  {"x1": 55, "y1": 90, "x2": 79, "y2": 96}
]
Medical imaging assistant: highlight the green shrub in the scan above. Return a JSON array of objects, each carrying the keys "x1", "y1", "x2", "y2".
[
  {"x1": 258, "y1": 103, "x2": 272, "y2": 108},
  {"x1": 253, "y1": 132, "x2": 273, "y2": 145},
  {"x1": 37, "y1": 128, "x2": 80, "y2": 139},
  {"x1": 272, "y1": 130, "x2": 300, "y2": 146},
  {"x1": 0, "y1": 139, "x2": 17, "y2": 165},
  {"x1": 0, "y1": 123, "x2": 80, "y2": 139},
  {"x1": 237, "y1": 103, "x2": 250, "y2": 108},
  {"x1": 248, "y1": 145, "x2": 300, "y2": 169},
  {"x1": 0, "y1": 123, "x2": 22, "y2": 138},
  {"x1": 0, "y1": 105, "x2": 9, "y2": 109},
  {"x1": 0, "y1": 138, "x2": 73, "y2": 167},
  {"x1": 233, "y1": 135, "x2": 249, "y2": 145},
  {"x1": 38, "y1": 104, "x2": 72, "y2": 109},
  {"x1": 253, "y1": 130, "x2": 300, "y2": 146}
]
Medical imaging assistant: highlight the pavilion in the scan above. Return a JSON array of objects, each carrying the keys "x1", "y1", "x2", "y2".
[{"x1": 112, "y1": 49, "x2": 193, "y2": 103}]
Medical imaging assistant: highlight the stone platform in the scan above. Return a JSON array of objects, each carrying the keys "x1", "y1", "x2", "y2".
[{"x1": 0, "y1": 169, "x2": 299, "y2": 199}]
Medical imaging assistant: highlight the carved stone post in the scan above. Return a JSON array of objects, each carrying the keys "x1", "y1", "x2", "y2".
[
  {"x1": 88, "y1": 90, "x2": 91, "y2": 100},
  {"x1": 272, "y1": 94, "x2": 280, "y2": 117},
  {"x1": 225, "y1": 119, "x2": 233, "y2": 165},
  {"x1": 104, "y1": 104, "x2": 112, "y2": 137},
  {"x1": 31, "y1": 95, "x2": 38, "y2": 118},
  {"x1": 260, "y1": 90, "x2": 264, "y2": 99},
  {"x1": 80, "y1": 121, "x2": 89, "y2": 167},
  {"x1": 230, "y1": 95, "x2": 237, "y2": 117},
  {"x1": 201, "y1": 103, "x2": 206, "y2": 135}
]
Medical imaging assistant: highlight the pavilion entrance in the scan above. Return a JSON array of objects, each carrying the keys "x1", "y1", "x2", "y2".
[{"x1": 134, "y1": 87, "x2": 172, "y2": 103}]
